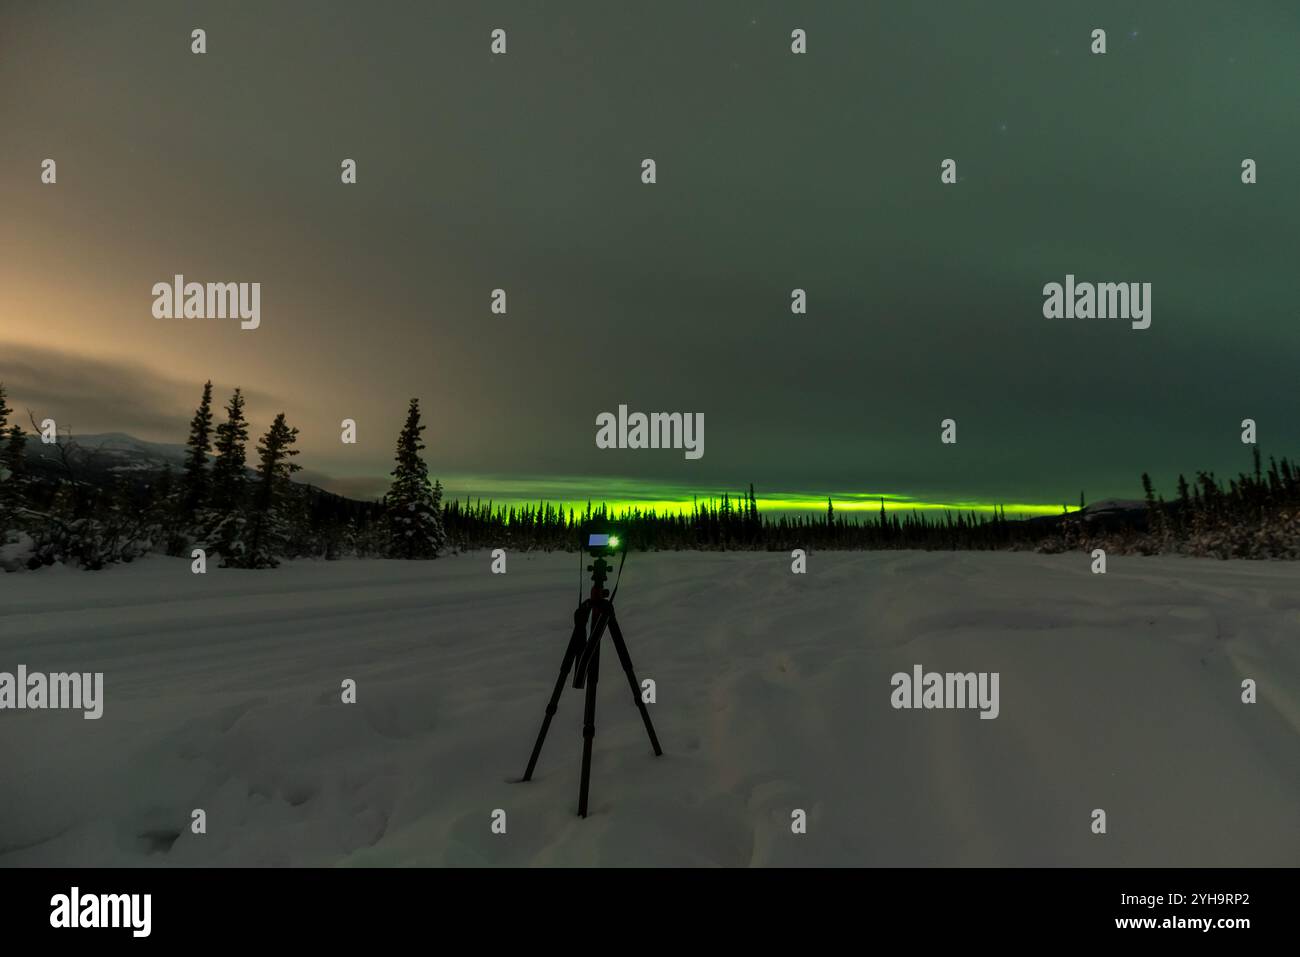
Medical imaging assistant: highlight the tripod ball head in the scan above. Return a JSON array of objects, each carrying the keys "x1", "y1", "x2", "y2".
[{"x1": 587, "y1": 556, "x2": 611, "y2": 598}]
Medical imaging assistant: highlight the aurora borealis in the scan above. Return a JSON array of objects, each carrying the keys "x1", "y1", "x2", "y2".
[
  {"x1": 434, "y1": 473, "x2": 1073, "y2": 519},
  {"x1": 2, "y1": 1, "x2": 1297, "y2": 515}
]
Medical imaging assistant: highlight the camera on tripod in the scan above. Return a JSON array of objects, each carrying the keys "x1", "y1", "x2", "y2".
[
  {"x1": 584, "y1": 530, "x2": 621, "y2": 598},
  {"x1": 519, "y1": 520, "x2": 662, "y2": 817},
  {"x1": 585, "y1": 531, "x2": 621, "y2": 556}
]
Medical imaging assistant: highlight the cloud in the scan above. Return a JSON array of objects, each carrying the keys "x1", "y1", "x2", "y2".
[
  {"x1": 296, "y1": 469, "x2": 388, "y2": 502},
  {"x1": 0, "y1": 341, "x2": 281, "y2": 443}
]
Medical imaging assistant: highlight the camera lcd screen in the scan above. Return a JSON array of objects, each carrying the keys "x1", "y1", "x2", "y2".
[{"x1": 588, "y1": 533, "x2": 610, "y2": 548}]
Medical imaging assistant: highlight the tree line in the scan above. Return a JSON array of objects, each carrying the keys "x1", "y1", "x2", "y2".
[
  {"x1": 3, "y1": 379, "x2": 1297, "y2": 570},
  {"x1": 0, "y1": 381, "x2": 445, "y2": 570},
  {"x1": 443, "y1": 487, "x2": 1035, "y2": 552},
  {"x1": 1040, "y1": 448, "x2": 1300, "y2": 559}
]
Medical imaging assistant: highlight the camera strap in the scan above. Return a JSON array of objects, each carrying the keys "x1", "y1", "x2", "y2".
[{"x1": 609, "y1": 544, "x2": 628, "y2": 601}]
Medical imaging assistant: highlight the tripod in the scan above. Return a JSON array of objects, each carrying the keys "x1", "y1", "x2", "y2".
[{"x1": 520, "y1": 552, "x2": 663, "y2": 817}]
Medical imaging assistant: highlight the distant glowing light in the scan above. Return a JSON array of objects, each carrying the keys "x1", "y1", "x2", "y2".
[{"x1": 439, "y1": 474, "x2": 1080, "y2": 523}]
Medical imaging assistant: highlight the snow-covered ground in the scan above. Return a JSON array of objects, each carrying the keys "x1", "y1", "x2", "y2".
[{"x1": 1, "y1": 550, "x2": 1296, "y2": 867}]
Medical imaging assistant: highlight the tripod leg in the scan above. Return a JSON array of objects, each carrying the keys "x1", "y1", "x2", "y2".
[
  {"x1": 521, "y1": 602, "x2": 590, "y2": 782},
  {"x1": 607, "y1": 611, "x2": 664, "y2": 757},
  {"x1": 573, "y1": 603, "x2": 611, "y2": 690},
  {"x1": 577, "y1": 643, "x2": 600, "y2": 817}
]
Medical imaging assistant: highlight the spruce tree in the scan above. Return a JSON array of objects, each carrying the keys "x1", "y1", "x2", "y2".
[
  {"x1": 1141, "y1": 473, "x2": 1156, "y2": 511},
  {"x1": 210, "y1": 388, "x2": 249, "y2": 512},
  {"x1": 180, "y1": 381, "x2": 215, "y2": 516},
  {"x1": 384, "y1": 398, "x2": 447, "y2": 558},
  {"x1": 0, "y1": 384, "x2": 18, "y2": 526},
  {"x1": 5, "y1": 426, "x2": 25, "y2": 479},
  {"x1": 2, "y1": 423, "x2": 28, "y2": 525},
  {"x1": 1176, "y1": 474, "x2": 1191, "y2": 531},
  {"x1": 0, "y1": 385, "x2": 11, "y2": 491},
  {"x1": 241, "y1": 412, "x2": 301, "y2": 568},
  {"x1": 0, "y1": 382, "x2": 11, "y2": 440},
  {"x1": 432, "y1": 478, "x2": 447, "y2": 546},
  {"x1": 202, "y1": 388, "x2": 251, "y2": 559}
]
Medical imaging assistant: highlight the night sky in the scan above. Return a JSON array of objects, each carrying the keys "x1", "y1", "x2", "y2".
[{"x1": 2, "y1": 1, "x2": 1297, "y2": 513}]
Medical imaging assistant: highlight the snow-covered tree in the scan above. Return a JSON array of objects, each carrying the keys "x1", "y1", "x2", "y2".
[
  {"x1": 176, "y1": 381, "x2": 215, "y2": 547},
  {"x1": 202, "y1": 388, "x2": 251, "y2": 559},
  {"x1": 238, "y1": 412, "x2": 301, "y2": 569},
  {"x1": 209, "y1": 388, "x2": 249, "y2": 512},
  {"x1": 383, "y1": 398, "x2": 447, "y2": 558},
  {"x1": 0, "y1": 384, "x2": 30, "y2": 568},
  {"x1": 4, "y1": 425, "x2": 26, "y2": 486},
  {"x1": 0, "y1": 383, "x2": 19, "y2": 523}
]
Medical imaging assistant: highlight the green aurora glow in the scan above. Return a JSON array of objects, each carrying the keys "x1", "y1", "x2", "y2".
[{"x1": 437, "y1": 474, "x2": 1076, "y2": 519}]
